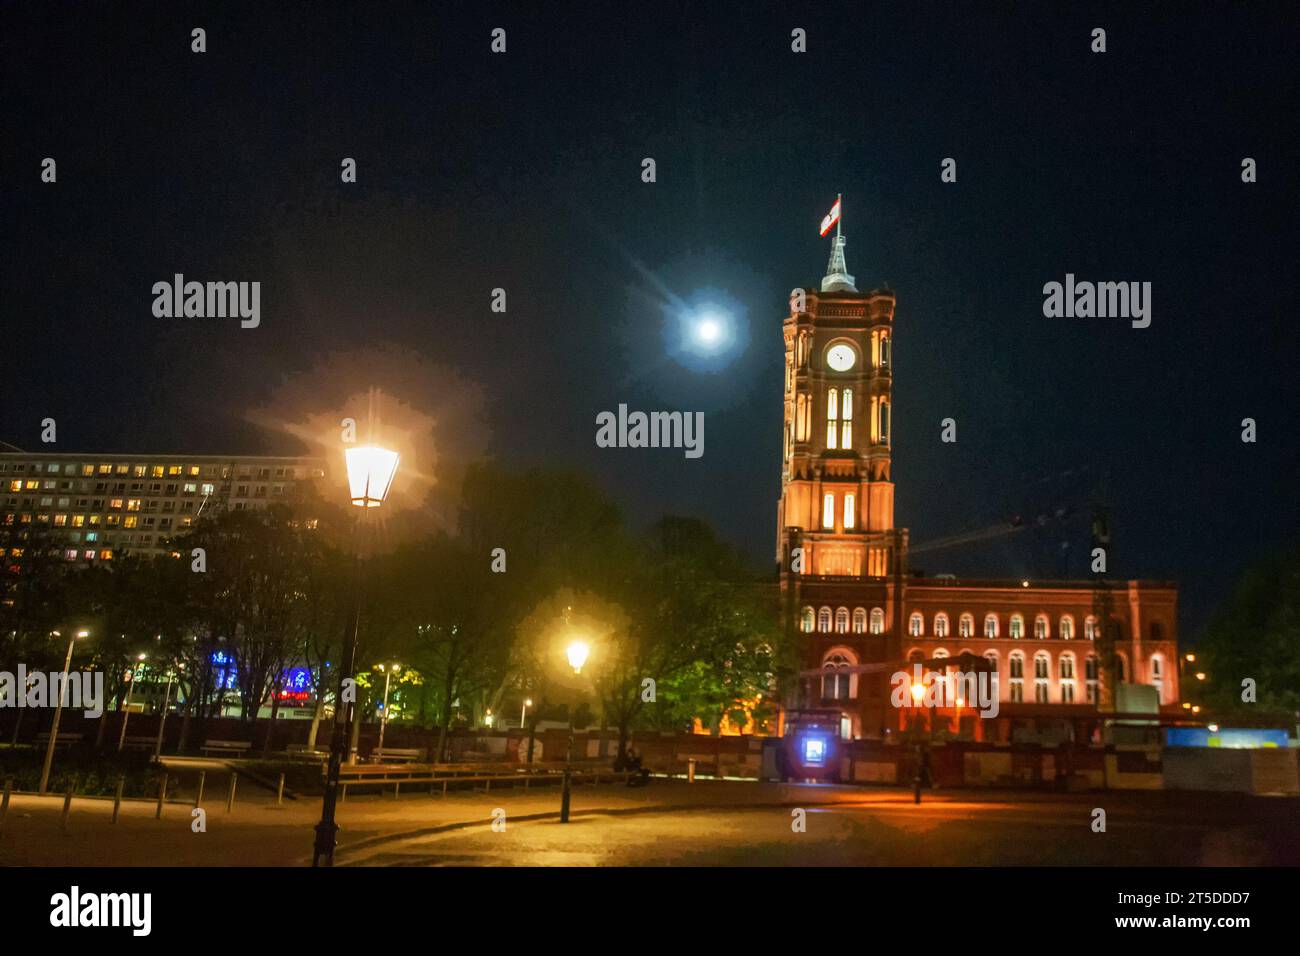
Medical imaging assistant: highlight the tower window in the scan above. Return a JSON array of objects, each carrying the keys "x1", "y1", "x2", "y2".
[
  {"x1": 878, "y1": 401, "x2": 890, "y2": 446},
  {"x1": 843, "y1": 493, "x2": 856, "y2": 530},
  {"x1": 822, "y1": 493, "x2": 835, "y2": 529}
]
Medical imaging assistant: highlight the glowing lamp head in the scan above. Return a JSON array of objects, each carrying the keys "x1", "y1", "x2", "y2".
[
  {"x1": 910, "y1": 682, "x2": 925, "y2": 702},
  {"x1": 75, "y1": 629, "x2": 90, "y2": 639},
  {"x1": 695, "y1": 316, "x2": 722, "y2": 345},
  {"x1": 345, "y1": 444, "x2": 400, "y2": 508},
  {"x1": 566, "y1": 640, "x2": 591, "y2": 675}
]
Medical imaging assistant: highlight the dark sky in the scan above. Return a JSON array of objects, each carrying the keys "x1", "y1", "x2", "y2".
[{"x1": 4, "y1": 2, "x2": 1298, "y2": 640}]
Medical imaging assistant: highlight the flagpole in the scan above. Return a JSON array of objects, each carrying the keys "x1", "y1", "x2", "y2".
[{"x1": 836, "y1": 192, "x2": 842, "y2": 240}]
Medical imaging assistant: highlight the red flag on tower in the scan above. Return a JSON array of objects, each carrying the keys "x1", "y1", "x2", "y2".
[{"x1": 819, "y1": 196, "x2": 842, "y2": 236}]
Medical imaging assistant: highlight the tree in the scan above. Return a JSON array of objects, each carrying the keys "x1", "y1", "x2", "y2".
[{"x1": 1200, "y1": 539, "x2": 1300, "y2": 721}]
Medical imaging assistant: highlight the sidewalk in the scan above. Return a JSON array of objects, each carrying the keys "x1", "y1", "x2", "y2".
[{"x1": 0, "y1": 778, "x2": 971, "y2": 866}]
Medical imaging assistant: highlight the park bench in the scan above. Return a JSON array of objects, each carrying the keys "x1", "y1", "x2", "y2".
[
  {"x1": 286, "y1": 743, "x2": 330, "y2": 761},
  {"x1": 369, "y1": 746, "x2": 426, "y2": 763},
  {"x1": 33, "y1": 732, "x2": 83, "y2": 749},
  {"x1": 121, "y1": 735, "x2": 158, "y2": 752},
  {"x1": 201, "y1": 739, "x2": 252, "y2": 758}
]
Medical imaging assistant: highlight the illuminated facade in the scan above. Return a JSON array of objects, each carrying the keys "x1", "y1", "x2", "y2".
[
  {"x1": 776, "y1": 241, "x2": 1180, "y2": 741},
  {"x1": 0, "y1": 448, "x2": 325, "y2": 563}
]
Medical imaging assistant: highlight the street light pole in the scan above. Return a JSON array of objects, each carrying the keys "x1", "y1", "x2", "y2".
[
  {"x1": 375, "y1": 663, "x2": 399, "y2": 757},
  {"x1": 117, "y1": 654, "x2": 146, "y2": 752},
  {"x1": 313, "y1": 439, "x2": 398, "y2": 868},
  {"x1": 154, "y1": 664, "x2": 178, "y2": 760},
  {"x1": 39, "y1": 629, "x2": 86, "y2": 795}
]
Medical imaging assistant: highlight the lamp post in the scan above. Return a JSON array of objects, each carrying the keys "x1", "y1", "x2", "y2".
[
  {"x1": 313, "y1": 442, "x2": 399, "y2": 868},
  {"x1": 374, "y1": 662, "x2": 401, "y2": 757},
  {"x1": 520, "y1": 697, "x2": 531, "y2": 730},
  {"x1": 39, "y1": 628, "x2": 89, "y2": 795},
  {"x1": 154, "y1": 662, "x2": 181, "y2": 759},
  {"x1": 560, "y1": 639, "x2": 591, "y2": 824},
  {"x1": 117, "y1": 653, "x2": 147, "y2": 752},
  {"x1": 910, "y1": 679, "x2": 925, "y2": 805}
]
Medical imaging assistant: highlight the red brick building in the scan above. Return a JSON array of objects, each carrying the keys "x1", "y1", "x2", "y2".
[{"x1": 776, "y1": 229, "x2": 1179, "y2": 742}]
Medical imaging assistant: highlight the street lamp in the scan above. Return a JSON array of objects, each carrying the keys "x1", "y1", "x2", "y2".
[
  {"x1": 117, "y1": 653, "x2": 147, "y2": 752},
  {"x1": 566, "y1": 641, "x2": 590, "y2": 675},
  {"x1": 154, "y1": 661, "x2": 183, "y2": 759},
  {"x1": 560, "y1": 637, "x2": 593, "y2": 824},
  {"x1": 374, "y1": 662, "x2": 401, "y2": 757},
  {"x1": 39, "y1": 628, "x2": 90, "y2": 794},
  {"x1": 313, "y1": 440, "x2": 399, "y2": 868}
]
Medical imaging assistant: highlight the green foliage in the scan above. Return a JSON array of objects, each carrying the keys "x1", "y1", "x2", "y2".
[{"x1": 1201, "y1": 539, "x2": 1300, "y2": 719}]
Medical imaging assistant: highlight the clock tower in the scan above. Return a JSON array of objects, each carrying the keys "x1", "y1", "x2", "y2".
[{"x1": 776, "y1": 226, "x2": 904, "y2": 580}]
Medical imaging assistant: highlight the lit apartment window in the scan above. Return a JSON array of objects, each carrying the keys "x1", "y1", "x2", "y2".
[
  {"x1": 184, "y1": 483, "x2": 197, "y2": 494},
  {"x1": 8, "y1": 481, "x2": 20, "y2": 492},
  {"x1": 81, "y1": 465, "x2": 94, "y2": 476},
  {"x1": 53, "y1": 514, "x2": 67, "y2": 526},
  {"x1": 843, "y1": 493, "x2": 856, "y2": 530},
  {"x1": 822, "y1": 493, "x2": 835, "y2": 529},
  {"x1": 124, "y1": 516, "x2": 138, "y2": 528},
  {"x1": 151, "y1": 466, "x2": 163, "y2": 477},
  {"x1": 168, "y1": 466, "x2": 181, "y2": 476},
  {"x1": 99, "y1": 549, "x2": 113, "y2": 560},
  {"x1": 127, "y1": 499, "x2": 142, "y2": 511},
  {"x1": 133, "y1": 465, "x2": 146, "y2": 477},
  {"x1": 201, "y1": 483, "x2": 215, "y2": 495},
  {"x1": 188, "y1": 466, "x2": 200, "y2": 476},
  {"x1": 97, "y1": 465, "x2": 112, "y2": 475}
]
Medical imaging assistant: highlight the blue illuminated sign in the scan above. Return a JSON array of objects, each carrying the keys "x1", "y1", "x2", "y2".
[{"x1": 802, "y1": 736, "x2": 827, "y2": 766}]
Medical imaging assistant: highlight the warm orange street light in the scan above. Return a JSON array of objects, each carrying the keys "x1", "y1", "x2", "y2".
[
  {"x1": 566, "y1": 640, "x2": 591, "y2": 675},
  {"x1": 345, "y1": 445, "x2": 400, "y2": 507}
]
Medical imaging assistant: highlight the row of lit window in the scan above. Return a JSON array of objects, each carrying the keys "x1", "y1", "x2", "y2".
[
  {"x1": 801, "y1": 606, "x2": 1118, "y2": 640},
  {"x1": 0, "y1": 462, "x2": 307, "y2": 479}
]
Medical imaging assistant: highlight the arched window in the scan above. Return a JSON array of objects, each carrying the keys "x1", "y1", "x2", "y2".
[
  {"x1": 932, "y1": 648, "x2": 949, "y2": 660},
  {"x1": 1059, "y1": 653, "x2": 1076, "y2": 703},
  {"x1": 817, "y1": 607, "x2": 832, "y2": 633},
  {"x1": 1150, "y1": 621, "x2": 1164, "y2": 641},
  {"x1": 1009, "y1": 652, "x2": 1024, "y2": 702},
  {"x1": 840, "y1": 388, "x2": 853, "y2": 449},
  {"x1": 1059, "y1": 615, "x2": 1074, "y2": 640},
  {"x1": 909, "y1": 612, "x2": 924, "y2": 637},
  {"x1": 1009, "y1": 614, "x2": 1024, "y2": 639},
  {"x1": 852, "y1": 607, "x2": 867, "y2": 634},
  {"x1": 799, "y1": 606, "x2": 815, "y2": 633},
  {"x1": 1034, "y1": 615, "x2": 1049, "y2": 639},
  {"x1": 984, "y1": 614, "x2": 999, "y2": 638},
  {"x1": 826, "y1": 388, "x2": 839, "y2": 449},
  {"x1": 1033, "y1": 653, "x2": 1050, "y2": 702},
  {"x1": 869, "y1": 607, "x2": 885, "y2": 635},
  {"x1": 1085, "y1": 655, "x2": 1100, "y2": 703},
  {"x1": 934, "y1": 613, "x2": 950, "y2": 638},
  {"x1": 984, "y1": 651, "x2": 1001, "y2": 699},
  {"x1": 1084, "y1": 615, "x2": 1098, "y2": 641},
  {"x1": 835, "y1": 607, "x2": 850, "y2": 634},
  {"x1": 959, "y1": 613, "x2": 974, "y2": 639},
  {"x1": 821, "y1": 652, "x2": 853, "y2": 701}
]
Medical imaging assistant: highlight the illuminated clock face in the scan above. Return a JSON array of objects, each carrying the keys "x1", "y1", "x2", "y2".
[{"x1": 826, "y1": 343, "x2": 856, "y2": 372}]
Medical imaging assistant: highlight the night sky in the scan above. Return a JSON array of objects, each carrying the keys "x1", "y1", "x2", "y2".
[{"x1": 4, "y1": 3, "x2": 1298, "y2": 639}]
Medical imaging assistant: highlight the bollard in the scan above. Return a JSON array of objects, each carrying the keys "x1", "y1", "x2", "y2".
[
  {"x1": 226, "y1": 773, "x2": 237, "y2": 813},
  {"x1": 61, "y1": 787, "x2": 73, "y2": 832},
  {"x1": 155, "y1": 774, "x2": 168, "y2": 819},
  {"x1": 195, "y1": 770, "x2": 206, "y2": 808},
  {"x1": 0, "y1": 777, "x2": 12, "y2": 828},
  {"x1": 277, "y1": 773, "x2": 285, "y2": 806},
  {"x1": 112, "y1": 776, "x2": 125, "y2": 823},
  {"x1": 688, "y1": 757, "x2": 696, "y2": 784},
  {"x1": 560, "y1": 768, "x2": 572, "y2": 823}
]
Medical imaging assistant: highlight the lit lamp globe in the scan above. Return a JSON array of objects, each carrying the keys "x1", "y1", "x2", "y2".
[
  {"x1": 344, "y1": 445, "x2": 400, "y2": 508},
  {"x1": 566, "y1": 641, "x2": 591, "y2": 675}
]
